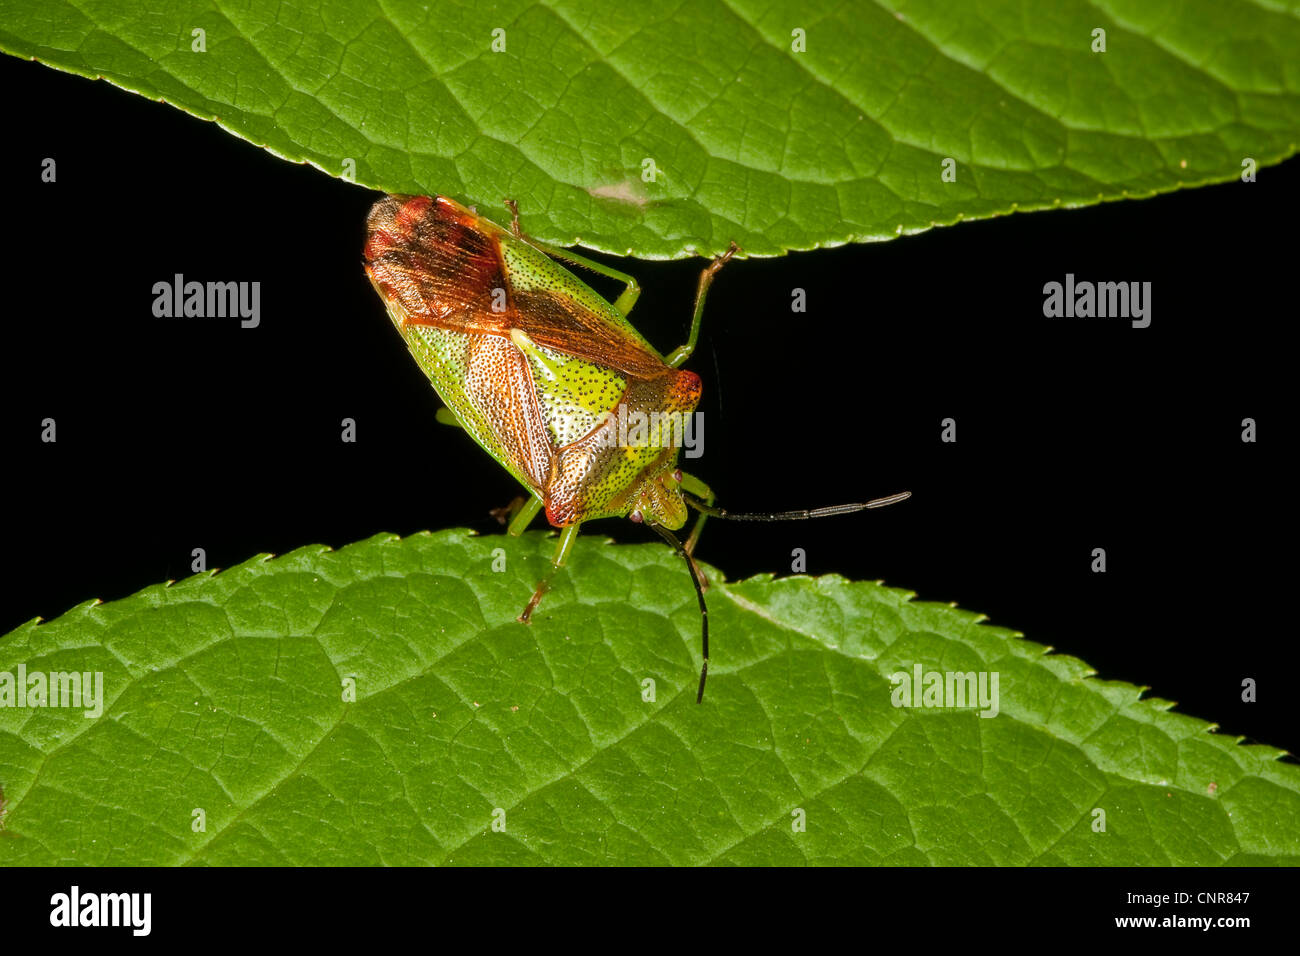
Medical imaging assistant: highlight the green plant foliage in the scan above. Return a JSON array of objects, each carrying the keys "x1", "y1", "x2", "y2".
[
  {"x1": 2, "y1": 0, "x2": 1297, "y2": 256},
  {"x1": 1, "y1": 531, "x2": 1295, "y2": 865}
]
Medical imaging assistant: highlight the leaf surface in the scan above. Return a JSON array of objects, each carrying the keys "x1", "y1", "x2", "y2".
[
  {"x1": 2, "y1": 0, "x2": 1298, "y2": 256},
  {"x1": 1, "y1": 530, "x2": 1295, "y2": 865}
]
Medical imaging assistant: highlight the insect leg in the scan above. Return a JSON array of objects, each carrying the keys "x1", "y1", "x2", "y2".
[
  {"x1": 507, "y1": 495, "x2": 544, "y2": 536},
  {"x1": 434, "y1": 407, "x2": 462, "y2": 427},
  {"x1": 665, "y1": 242, "x2": 740, "y2": 369},
  {"x1": 676, "y1": 471, "x2": 715, "y2": 556},
  {"x1": 518, "y1": 522, "x2": 581, "y2": 623},
  {"x1": 502, "y1": 199, "x2": 641, "y2": 315}
]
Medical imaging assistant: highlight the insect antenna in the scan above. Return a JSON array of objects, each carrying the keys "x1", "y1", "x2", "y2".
[
  {"x1": 681, "y1": 490, "x2": 911, "y2": 521},
  {"x1": 647, "y1": 522, "x2": 711, "y2": 704}
]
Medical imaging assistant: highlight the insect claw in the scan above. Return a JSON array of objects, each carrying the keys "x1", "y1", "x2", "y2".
[
  {"x1": 503, "y1": 198, "x2": 524, "y2": 238},
  {"x1": 520, "y1": 577, "x2": 551, "y2": 623},
  {"x1": 701, "y1": 241, "x2": 740, "y2": 280}
]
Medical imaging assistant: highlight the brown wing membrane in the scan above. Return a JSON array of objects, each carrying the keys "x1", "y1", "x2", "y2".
[
  {"x1": 364, "y1": 195, "x2": 508, "y2": 331},
  {"x1": 364, "y1": 195, "x2": 671, "y2": 381}
]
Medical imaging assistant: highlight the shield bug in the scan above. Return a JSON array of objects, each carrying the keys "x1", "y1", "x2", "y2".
[{"x1": 364, "y1": 195, "x2": 909, "y2": 702}]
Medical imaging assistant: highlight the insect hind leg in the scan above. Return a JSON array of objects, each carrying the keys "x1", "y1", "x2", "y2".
[{"x1": 502, "y1": 199, "x2": 641, "y2": 315}]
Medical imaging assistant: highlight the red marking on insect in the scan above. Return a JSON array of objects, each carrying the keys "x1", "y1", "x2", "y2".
[{"x1": 395, "y1": 195, "x2": 435, "y2": 227}]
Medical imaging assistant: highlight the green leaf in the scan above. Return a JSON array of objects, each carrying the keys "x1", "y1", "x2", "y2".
[
  {"x1": 1, "y1": 530, "x2": 1295, "y2": 865},
  {"x1": 2, "y1": 1, "x2": 1297, "y2": 258}
]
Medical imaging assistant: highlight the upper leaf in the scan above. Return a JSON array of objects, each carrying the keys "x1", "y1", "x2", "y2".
[
  {"x1": 1, "y1": 0, "x2": 1298, "y2": 257},
  {"x1": 1, "y1": 530, "x2": 1295, "y2": 865}
]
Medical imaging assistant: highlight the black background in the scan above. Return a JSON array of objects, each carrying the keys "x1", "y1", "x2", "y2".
[{"x1": 2, "y1": 53, "x2": 1292, "y2": 763}]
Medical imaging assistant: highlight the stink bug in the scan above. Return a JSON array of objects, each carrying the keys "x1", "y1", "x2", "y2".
[{"x1": 363, "y1": 195, "x2": 909, "y2": 702}]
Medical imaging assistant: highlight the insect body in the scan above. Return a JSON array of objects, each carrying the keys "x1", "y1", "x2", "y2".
[{"x1": 364, "y1": 194, "x2": 908, "y2": 702}]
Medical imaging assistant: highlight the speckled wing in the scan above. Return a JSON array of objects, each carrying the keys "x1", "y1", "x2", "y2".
[
  {"x1": 364, "y1": 195, "x2": 670, "y2": 380},
  {"x1": 364, "y1": 194, "x2": 699, "y2": 525}
]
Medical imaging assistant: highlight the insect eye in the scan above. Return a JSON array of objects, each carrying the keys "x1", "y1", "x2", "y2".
[
  {"x1": 629, "y1": 510, "x2": 643, "y2": 523},
  {"x1": 672, "y1": 469, "x2": 683, "y2": 483}
]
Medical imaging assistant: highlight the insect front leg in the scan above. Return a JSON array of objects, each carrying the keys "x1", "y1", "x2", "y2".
[
  {"x1": 507, "y1": 495, "x2": 544, "y2": 536},
  {"x1": 676, "y1": 471, "x2": 715, "y2": 557},
  {"x1": 665, "y1": 242, "x2": 740, "y2": 368},
  {"x1": 502, "y1": 199, "x2": 641, "y2": 315},
  {"x1": 519, "y1": 522, "x2": 581, "y2": 623}
]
